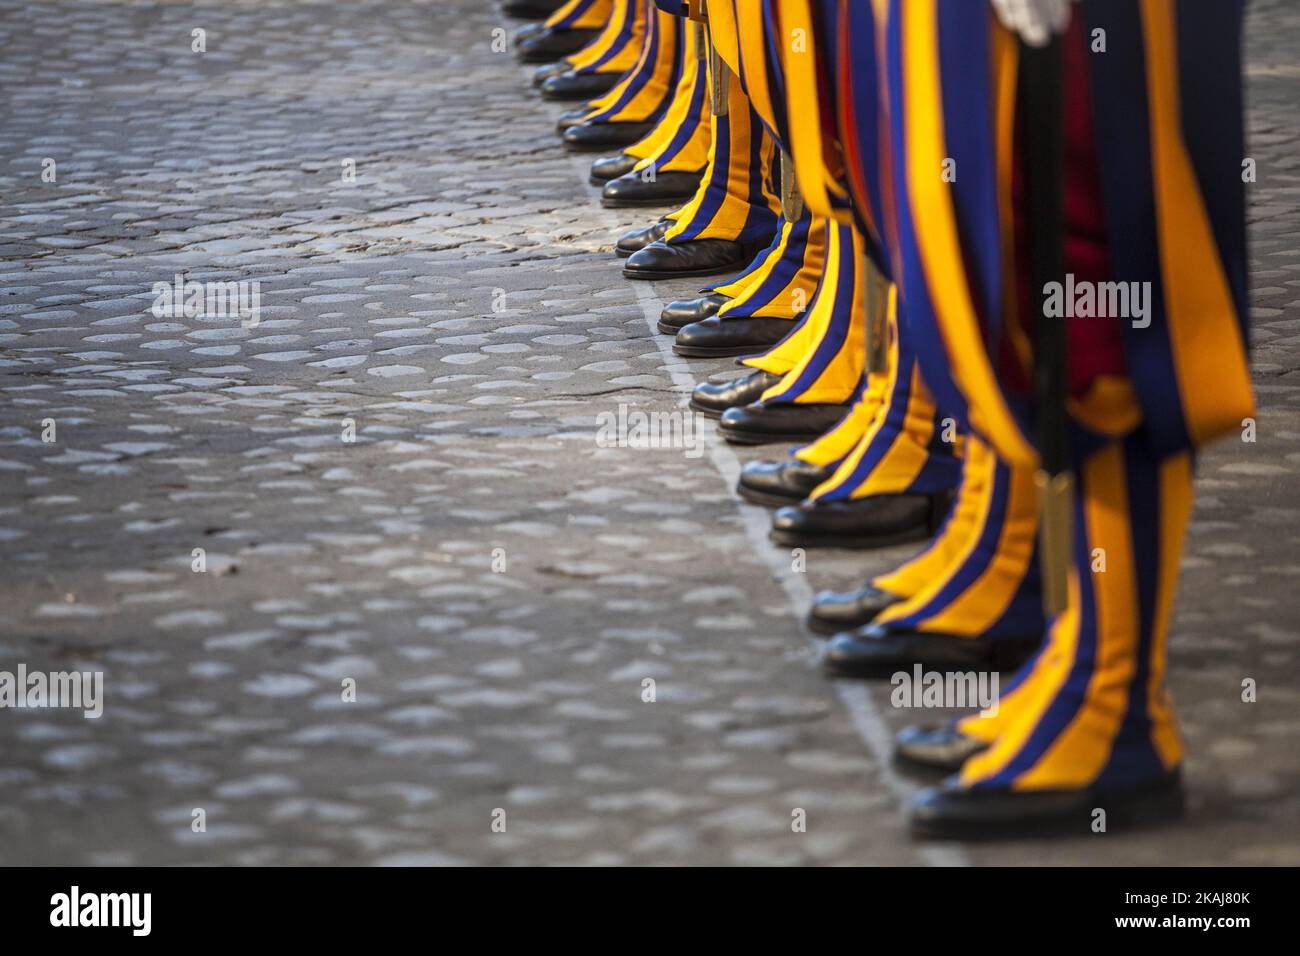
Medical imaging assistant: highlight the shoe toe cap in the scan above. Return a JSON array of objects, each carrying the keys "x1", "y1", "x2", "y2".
[
  {"x1": 718, "y1": 404, "x2": 747, "y2": 427},
  {"x1": 737, "y1": 459, "x2": 780, "y2": 488},
  {"x1": 624, "y1": 242, "x2": 672, "y2": 271},
  {"x1": 672, "y1": 317, "x2": 716, "y2": 347},
  {"x1": 560, "y1": 125, "x2": 588, "y2": 146},
  {"x1": 769, "y1": 502, "x2": 802, "y2": 531},
  {"x1": 600, "y1": 177, "x2": 640, "y2": 201},
  {"x1": 592, "y1": 155, "x2": 637, "y2": 180},
  {"x1": 661, "y1": 298, "x2": 702, "y2": 323},
  {"x1": 907, "y1": 786, "x2": 952, "y2": 826}
]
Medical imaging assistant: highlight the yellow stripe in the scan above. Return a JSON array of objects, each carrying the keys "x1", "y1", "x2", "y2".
[
  {"x1": 730, "y1": 215, "x2": 829, "y2": 319},
  {"x1": 851, "y1": 362, "x2": 939, "y2": 497},
  {"x1": 545, "y1": 0, "x2": 589, "y2": 29},
  {"x1": 630, "y1": 23, "x2": 711, "y2": 169},
  {"x1": 661, "y1": 38, "x2": 726, "y2": 239},
  {"x1": 1012, "y1": 443, "x2": 1135, "y2": 789},
  {"x1": 911, "y1": 453, "x2": 1036, "y2": 635},
  {"x1": 735, "y1": 1, "x2": 778, "y2": 140},
  {"x1": 900, "y1": 1, "x2": 1037, "y2": 468},
  {"x1": 761, "y1": 226, "x2": 867, "y2": 405},
  {"x1": 604, "y1": 10, "x2": 679, "y2": 123},
  {"x1": 780, "y1": 294, "x2": 864, "y2": 405},
  {"x1": 957, "y1": 636, "x2": 1046, "y2": 744},
  {"x1": 1140, "y1": 0, "x2": 1254, "y2": 447},
  {"x1": 807, "y1": 290, "x2": 902, "y2": 499},
  {"x1": 581, "y1": 4, "x2": 652, "y2": 116},
  {"x1": 664, "y1": 52, "x2": 777, "y2": 243},
  {"x1": 562, "y1": 0, "x2": 615, "y2": 31},
  {"x1": 716, "y1": 219, "x2": 793, "y2": 303},
  {"x1": 706, "y1": 0, "x2": 741, "y2": 75},
  {"x1": 793, "y1": 378, "x2": 887, "y2": 467},
  {"x1": 874, "y1": 442, "x2": 983, "y2": 599},
  {"x1": 876, "y1": 437, "x2": 994, "y2": 627},
  {"x1": 958, "y1": 569, "x2": 1080, "y2": 787},
  {"x1": 810, "y1": 275, "x2": 942, "y2": 500},
  {"x1": 567, "y1": 0, "x2": 636, "y2": 72},
  {"x1": 775, "y1": 0, "x2": 850, "y2": 223},
  {"x1": 750, "y1": 222, "x2": 841, "y2": 385},
  {"x1": 1067, "y1": 375, "x2": 1143, "y2": 437}
]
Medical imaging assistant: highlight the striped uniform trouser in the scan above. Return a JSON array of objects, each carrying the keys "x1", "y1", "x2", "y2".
[
  {"x1": 661, "y1": 37, "x2": 779, "y2": 246},
  {"x1": 544, "y1": 0, "x2": 613, "y2": 31},
  {"x1": 580, "y1": 2, "x2": 680, "y2": 126},
  {"x1": 563, "y1": 0, "x2": 643, "y2": 77},
  {"x1": 872, "y1": 435, "x2": 1044, "y2": 643},
  {"x1": 624, "y1": 17, "x2": 710, "y2": 173},
  {"x1": 956, "y1": 435, "x2": 1193, "y2": 793}
]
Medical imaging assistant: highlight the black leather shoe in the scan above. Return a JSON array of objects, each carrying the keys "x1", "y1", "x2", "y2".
[
  {"x1": 542, "y1": 70, "x2": 621, "y2": 101},
  {"x1": 717, "y1": 401, "x2": 847, "y2": 445},
  {"x1": 505, "y1": 0, "x2": 567, "y2": 20},
  {"x1": 515, "y1": 24, "x2": 551, "y2": 46},
  {"x1": 894, "y1": 724, "x2": 989, "y2": 774},
  {"x1": 517, "y1": 28, "x2": 598, "y2": 63},
  {"x1": 659, "y1": 293, "x2": 728, "y2": 334},
  {"x1": 590, "y1": 153, "x2": 640, "y2": 184},
  {"x1": 614, "y1": 220, "x2": 671, "y2": 258},
  {"x1": 910, "y1": 770, "x2": 1185, "y2": 840},
  {"x1": 770, "y1": 493, "x2": 946, "y2": 549},
  {"x1": 689, "y1": 369, "x2": 780, "y2": 418},
  {"x1": 736, "y1": 458, "x2": 836, "y2": 507},
  {"x1": 556, "y1": 108, "x2": 590, "y2": 134},
  {"x1": 563, "y1": 120, "x2": 656, "y2": 152},
  {"x1": 674, "y1": 316, "x2": 793, "y2": 358},
  {"x1": 602, "y1": 171, "x2": 702, "y2": 208},
  {"x1": 821, "y1": 623, "x2": 1041, "y2": 678},
  {"x1": 624, "y1": 238, "x2": 758, "y2": 280},
  {"x1": 532, "y1": 61, "x2": 571, "y2": 88},
  {"x1": 807, "y1": 583, "x2": 901, "y2": 635}
]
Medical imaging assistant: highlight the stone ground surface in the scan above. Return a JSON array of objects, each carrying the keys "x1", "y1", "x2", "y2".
[{"x1": 0, "y1": 0, "x2": 1296, "y2": 866}]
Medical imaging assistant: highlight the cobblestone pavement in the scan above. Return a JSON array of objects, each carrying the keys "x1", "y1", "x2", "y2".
[{"x1": 0, "y1": 0, "x2": 1296, "y2": 866}]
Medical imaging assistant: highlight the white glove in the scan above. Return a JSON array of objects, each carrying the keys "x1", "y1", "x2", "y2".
[{"x1": 989, "y1": 0, "x2": 1074, "y2": 47}]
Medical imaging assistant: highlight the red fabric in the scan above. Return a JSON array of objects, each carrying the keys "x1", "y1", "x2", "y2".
[{"x1": 1009, "y1": 15, "x2": 1127, "y2": 399}]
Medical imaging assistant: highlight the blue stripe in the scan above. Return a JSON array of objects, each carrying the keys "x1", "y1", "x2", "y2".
[
  {"x1": 814, "y1": 318, "x2": 919, "y2": 499},
  {"x1": 650, "y1": 30, "x2": 707, "y2": 169},
  {"x1": 735, "y1": 109, "x2": 780, "y2": 242},
  {"x1": 1095, "y1": 435, "x2": 1164, "y2": 790},
  {"x1": 761, "y1": 0, "x2": 789, "y2": 146},
  {"x1": 672, "y1": 104, "x2": 777, "y2": 245},
  {"x1": 721, "y1": 209, "x2": 814, "y2": 314},
  {"x1": 579, "y1": 0, "x2": 639, "y2": 75},
  {"x1": 884, "y1": 453, "x2": 1014, "y2": 630},
  {"x1": 936, "y1": 0, "x2": 1003, "y2": 348},
  {"x1": 882, "y1": 0, "x2": 973, "y2": 440},
  {"x1": 841, "y1": 1, "x2": 888, "y2": 269},
  {"x1": 586, "y1": 4, "x2": 670, "y2": 123},
  {"x1": 672, "y1": 106, "x2": 733, "y2": 241},
  {"x1": 1083, "y1": 0, "x2": 1188, "y2": 457},
  {"x1": 553, "y1": 0, "x2": 603, "y2": 31},
  {"x1": 974, "y1": 466, "x2": 1097, "y2": 789},
  {"x1": 765, "y1": 222, "x2": 856, "y2": 401},
  {"x1": 1174, "y1": 0, "x2": 1249, "y2": 338},
  {"x1": 982, "y1": 533, "x2": 1045, "y2": 639}
]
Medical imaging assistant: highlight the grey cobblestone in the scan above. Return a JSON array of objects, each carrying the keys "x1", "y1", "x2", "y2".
[{"x1": 0, "y1": 0, "x2": 1296, "y2": 865}]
